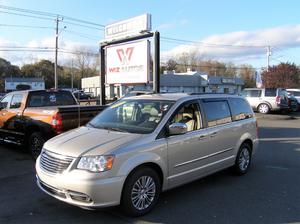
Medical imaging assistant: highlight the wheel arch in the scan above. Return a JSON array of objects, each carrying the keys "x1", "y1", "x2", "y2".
[
  {"x1": 25, "y1": 125, "x2": 41, "y2": 142},
  {"x1": 241, "y1": 139, "x2": 253, "y2": 153}
]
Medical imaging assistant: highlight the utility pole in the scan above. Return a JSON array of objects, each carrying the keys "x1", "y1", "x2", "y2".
[
  {"x1": 267, "y1": 45, "x2": 271, "y2": 71},
  {"x1": 71, "y1": 59, "x2": 74, "y2": 91},
  {"x1": 54, "y1": 16, "x2": 59, "y2": 89}
]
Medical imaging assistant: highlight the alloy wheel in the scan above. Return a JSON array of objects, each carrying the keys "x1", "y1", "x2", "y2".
[
  {"x1": 131, "y1": 176, "x2": 156, "y2": 211},
  {"x1": 238, "y1": 147, "x2": 250, "y2": 171}
]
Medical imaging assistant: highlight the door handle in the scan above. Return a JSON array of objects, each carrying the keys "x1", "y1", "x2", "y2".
[
  {"x1": 210, "y1": 132, "x2": 218, "y2": 137},
  {"x1": 198, "y1": 135, "x2": 207, "y2": 141}
]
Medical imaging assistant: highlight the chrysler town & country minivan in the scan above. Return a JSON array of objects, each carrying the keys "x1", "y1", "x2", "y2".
[{"x1": 36, "y1": 93, "x2": 259, "y2": 216}]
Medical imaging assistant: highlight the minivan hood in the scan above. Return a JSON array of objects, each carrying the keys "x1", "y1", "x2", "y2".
[{"x1": 43, "y1": 126, "x2": 142, "y2": 157}]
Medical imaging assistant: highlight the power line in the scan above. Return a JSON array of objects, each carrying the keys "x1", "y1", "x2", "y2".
[
  {"x1": 64, "y1": 29, "x2": 100, "y2": 41},
  {"x1": 161, "y1": 36, "x2": 267, "y2": 48},
  {"x1": 62, "y1": 16, "x2": 104, "y2": 28},
  {"x1": 59, "y1": 48, "x2": 98, "y2": 57},
  {"x1": 161, "y1": 62, "x2": 261, "y2": 70},
  {"x1": 63, "y1": 21, "x2": 104, "y2": 31},
  {"x1": 0, "y1": 47, "x2": 98, "y2": 56},
  {"x1": 0, "y1": 49, "x2": 55, "y2": 52},
  {"x1": 0, "y1": 4, "x2": 57, "y2": 17},
  {"x1": 0, "y1": 10, "x2": 54, "y2": 21},
  {"x1": 0, "y1": 4, "x2": 105, "y2": 29},
  {"x1": 0, "y1": 46, "x2": 54, "y2": 50},
  {"x1": 0, "y1": 24, "x2": 53, "y2": 29}
]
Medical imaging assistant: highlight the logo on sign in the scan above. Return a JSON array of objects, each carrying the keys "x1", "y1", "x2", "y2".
[{"x1": 116, "y1": 47, "x2": 134, "y2": 65}]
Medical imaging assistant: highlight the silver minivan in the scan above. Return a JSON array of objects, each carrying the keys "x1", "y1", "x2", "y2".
[{"x1": 36, "y1": 93, "x2": 259, "y2": 216}]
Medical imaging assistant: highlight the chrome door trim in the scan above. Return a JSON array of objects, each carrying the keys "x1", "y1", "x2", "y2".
[
  {"x1": 174, "y1": 147, "x2": 233, "y2": 168},
  {"x1": 168, "y1": 155, "x2": 235, "y2": 180}
]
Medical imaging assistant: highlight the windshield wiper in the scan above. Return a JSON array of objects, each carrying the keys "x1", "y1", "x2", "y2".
[
  {"x1": 102, "y1": 127, "x2": 129, "y2": 133},
  {"x1": 86, "y1": 123, "x2": 95, "y2": 128}
]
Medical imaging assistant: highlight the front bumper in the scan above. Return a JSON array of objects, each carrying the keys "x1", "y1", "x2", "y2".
[{"x1": 36, "y1": 156, "x2": 126, "y2": 208}]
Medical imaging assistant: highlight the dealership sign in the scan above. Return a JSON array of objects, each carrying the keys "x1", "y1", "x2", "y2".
[
  {"x1": 106, "y1": 40, "x2": 150, "y2": 84},
  {"x1": 105, "y1": 14, "x2": 151, "y2": 41}
]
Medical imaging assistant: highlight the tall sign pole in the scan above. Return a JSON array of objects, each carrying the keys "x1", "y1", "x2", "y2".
[
  {"x1": 153, "y1": 31, "x2": 160, "y2": 93},
  {"x1": 99, "y1": 44, "x2": 106, "y2": 106}
]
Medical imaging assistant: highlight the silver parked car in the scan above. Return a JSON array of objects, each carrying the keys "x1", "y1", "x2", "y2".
[
  {"x1": 241, "y1": 88, "x2": 289, "y2": 114},
  {"x1": 36, "y1": 93, "x2": 259, "y2": 216}
]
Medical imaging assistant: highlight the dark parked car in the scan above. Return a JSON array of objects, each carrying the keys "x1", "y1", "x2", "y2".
[
  {"x1": 287, "y1": 94, "x2": 299, "y2": 112},
  {"x1": 0, "y1": 93, "x2": 6, "y2": 100},
  {"x1": 73, "y1": 90, "x2": 93, "y2": 100}
]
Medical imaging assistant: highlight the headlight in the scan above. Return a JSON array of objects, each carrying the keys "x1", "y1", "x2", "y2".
[{"x1": 77, "y1": 155, "x2": 115, "y2": 172}]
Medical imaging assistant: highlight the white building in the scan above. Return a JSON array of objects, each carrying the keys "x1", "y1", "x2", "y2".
[
  {"x1": 81, "y1": 71, "x2": 244, "y2": 99},
  {"x1": 5, "y1": 77, "x2": 45, "y2": 91}
]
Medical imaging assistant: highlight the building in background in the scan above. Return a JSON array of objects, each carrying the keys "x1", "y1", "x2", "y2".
[
  {"x1": 5, "y1": 77, "x2": 45, "y2": 92},
  {"x1": 81, "y1": 71, "x2": 244, "y2": 99}
]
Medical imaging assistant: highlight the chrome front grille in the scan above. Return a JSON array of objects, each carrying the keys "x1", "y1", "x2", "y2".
[{"x1": 40, "y1": 150, "x2": 74, "y2": 174}]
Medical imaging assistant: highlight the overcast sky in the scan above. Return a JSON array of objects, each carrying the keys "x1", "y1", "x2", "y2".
[{"x1": 1, "y1": 0, "x2": 300, "y2": 69}]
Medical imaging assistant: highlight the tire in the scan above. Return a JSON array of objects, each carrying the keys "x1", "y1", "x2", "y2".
[
  {"x1": 28, "y1": 132, "x2": 45, "y2": 160},
  {"x1": 292, "y1": 104, "x2": 299, "y2": 112},
  {"x1": 257, "y1": 103, "x2": 270, "y2": 114},
  {"x1": 121, "y1": 167, "x2": 161, "y2": 217},
  {"x1": 234, "y1": 143, "x2": 252, "y2": 175}
]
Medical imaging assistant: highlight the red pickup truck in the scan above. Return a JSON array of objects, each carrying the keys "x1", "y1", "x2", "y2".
[{"x1": 0, "y1": 89, "x2": 106, "y2": 159}]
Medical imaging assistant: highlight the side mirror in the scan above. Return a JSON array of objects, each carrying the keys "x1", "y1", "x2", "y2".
[{"x1": 168, "y1": 123, "x2": 188, "y2": 135}]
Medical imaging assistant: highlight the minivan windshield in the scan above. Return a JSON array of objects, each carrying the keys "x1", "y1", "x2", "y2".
[{"x1": 88, "y1": 99, "x2": 174, "y2": 134}]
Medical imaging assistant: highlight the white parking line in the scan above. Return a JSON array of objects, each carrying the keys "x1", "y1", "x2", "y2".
[
  {"x1": 265, "y1": 165, "x2": 289, "y2": 170},
  {"x1": 259, "y1": 137, "x2": 300, "y2": 141}
]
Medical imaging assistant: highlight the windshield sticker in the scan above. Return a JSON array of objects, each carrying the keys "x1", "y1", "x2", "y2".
[
  {"x1": 49, "y1": 95, "x2": 57, "y2": 102},
  {"x1": 111, "y1": 101, "x2": 126, "y2": 108}
]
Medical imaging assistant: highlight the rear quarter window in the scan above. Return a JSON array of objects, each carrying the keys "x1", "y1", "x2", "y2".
[
  {"x1": 242, "y1": 90, "x2": 262, "y2": 97},
  {"x1": 229, "y1": 98, "x2": 253, "y2": 121},
  {"x1": 28, "y1": 91, "x2": 76, "y2": 107},
  {"x1": 265, "y1": 88, "x2": 277, "y2": 97},
  {"x1": 290, "y1": 91, "x2": 300, "y2": 97},
  {"x1": 202, "y1": 100, "x2": 232, "y2": 127}
]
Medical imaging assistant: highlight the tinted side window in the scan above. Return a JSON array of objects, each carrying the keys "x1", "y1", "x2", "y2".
[
  {"x1": 265, "y1": 88, "x2": 277, "y2": 97},
  {"x1": 202, "y1": 100, "x2": 232, "y2": 127},
  {"x1": 10, "y1": 94, "x2": 23, "y2": 109},
  {"x1": 241, "y1": 90, "x2": 250, "y2": 97},
  {"x1": 170, "y1": 102, "x2": 202, "y2": 132},
  {"x1": 0, "y1": 95, "x2": 12, "y2": 109},
  {"x1": 290, "y1": 91, "x2": 300, "y2": 97},
  {"x1": 229, "y1": 98, "x2": 253, "y2": 121},
  {"x1": 250, "y1": 90, "x2": 262, "y2": 97},
  {"x1": 28, "y1": 91, "x2": 76, "y2": 107}
]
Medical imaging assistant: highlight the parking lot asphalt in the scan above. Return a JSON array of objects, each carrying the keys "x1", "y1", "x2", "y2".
[{"x1": 0, "y1": 114, "x2": 300, "y2": 224}]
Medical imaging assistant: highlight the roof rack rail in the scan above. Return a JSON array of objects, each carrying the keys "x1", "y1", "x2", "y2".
[
  {"x1": 188, "y1": 92, "x2": 236, "y2": 95},
  {"x1": 189, "y1": 92, "x2": 220, "y2": 95}
]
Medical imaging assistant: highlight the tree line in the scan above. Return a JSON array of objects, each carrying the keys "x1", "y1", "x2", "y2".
[
  {"x1": 161, "y1": 52, "x2": 300, "y2": 89},
  {"x1": 0, "y1": 52, "x2": 98, "y2": 91},
  {"x1": 1, "y1": 51, "x2": 299, "y2": 92}
]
